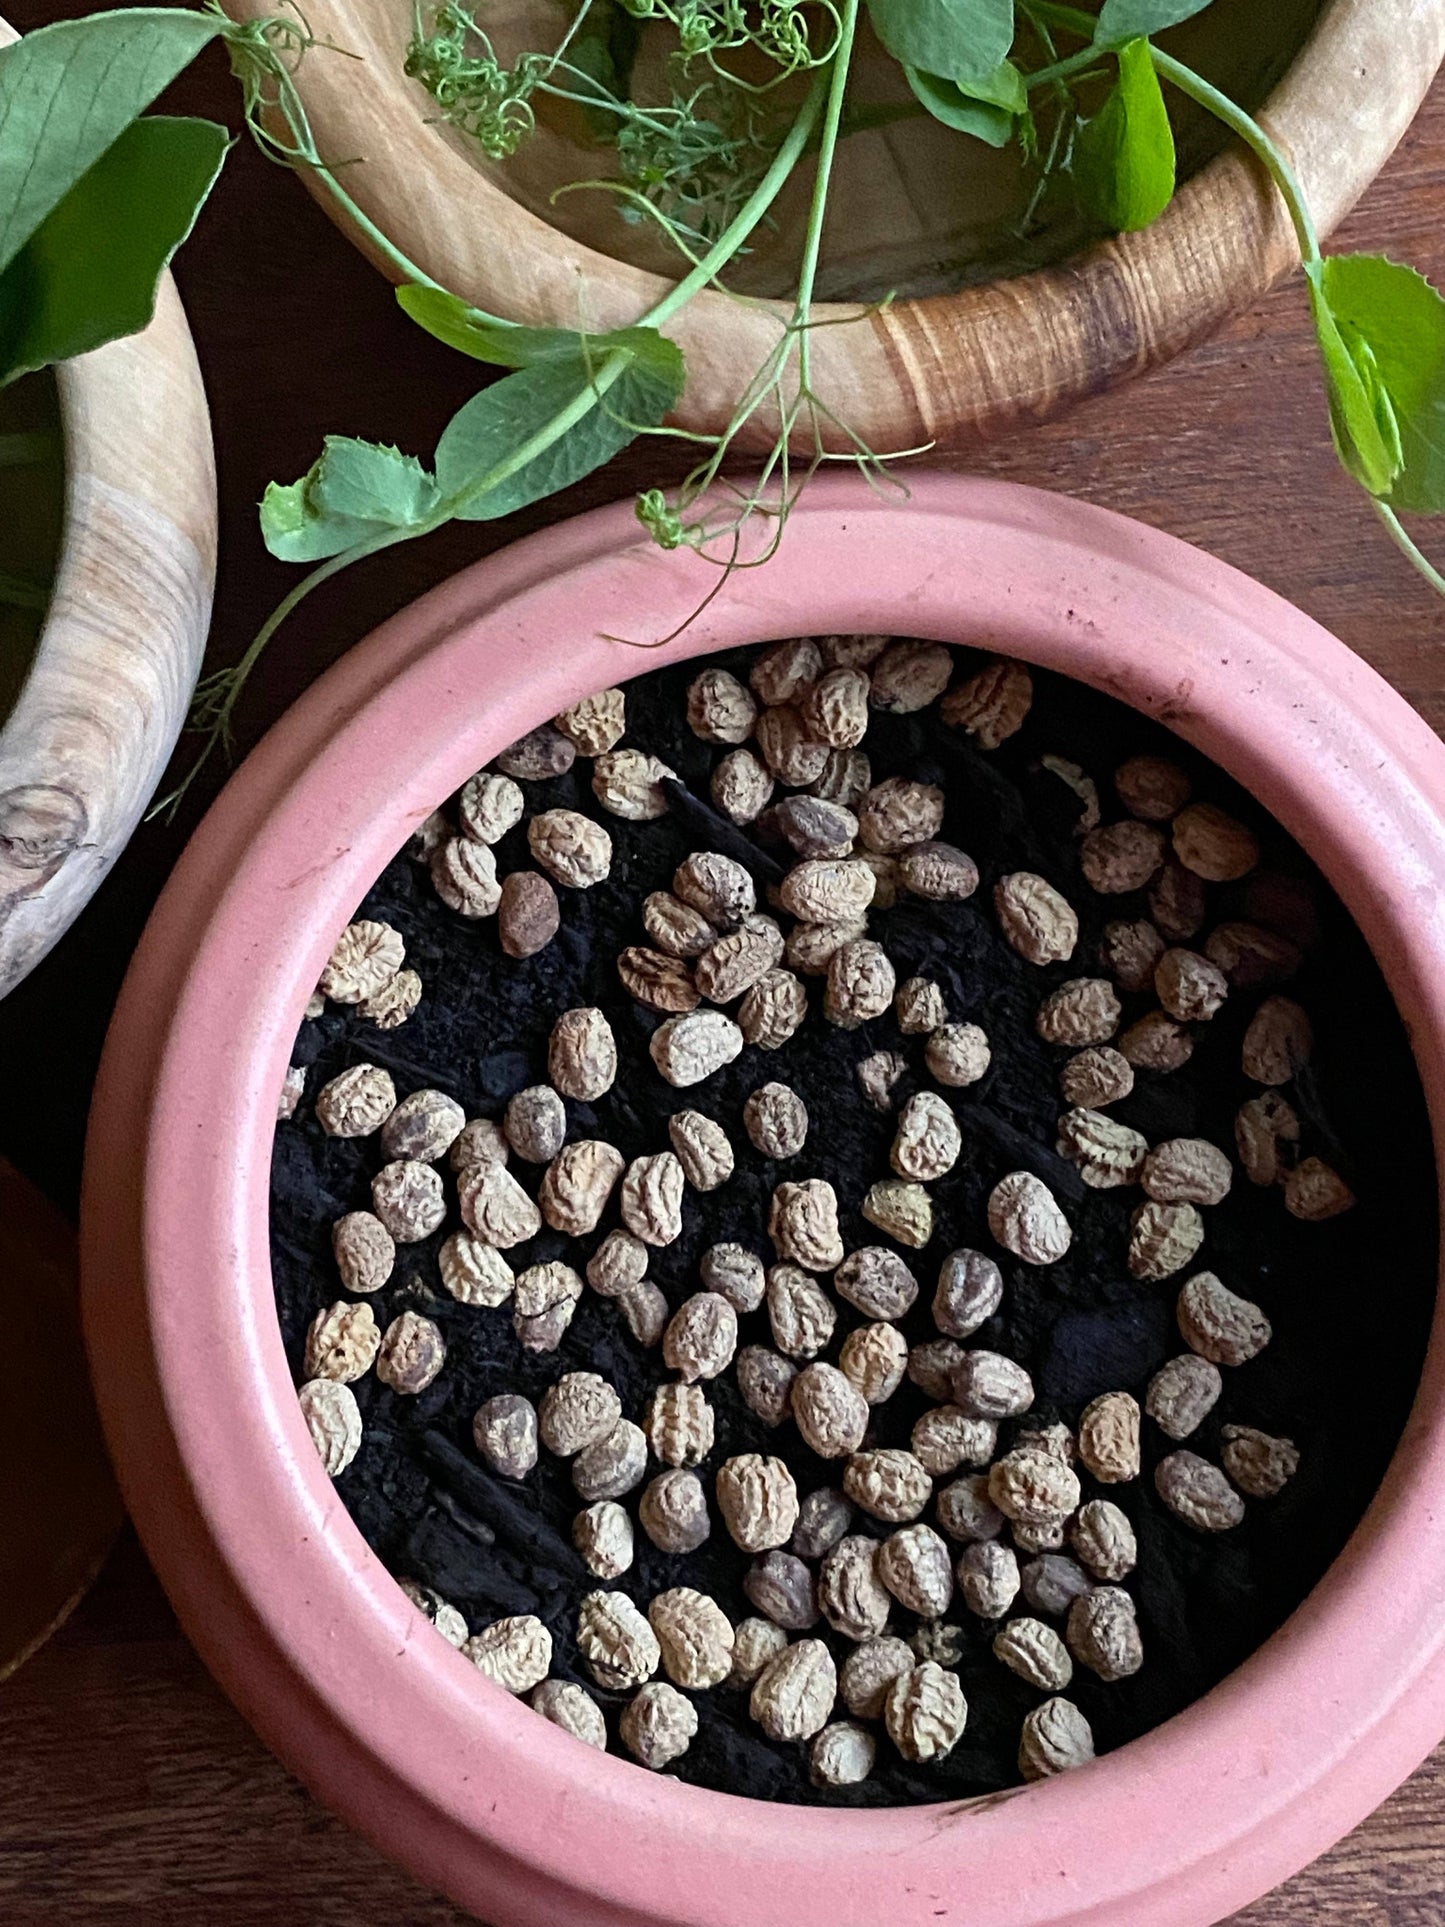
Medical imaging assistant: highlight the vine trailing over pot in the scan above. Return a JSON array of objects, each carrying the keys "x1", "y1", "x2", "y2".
[{"x1": 1, "y1": 0, "x2": 1443, "y2": 815}]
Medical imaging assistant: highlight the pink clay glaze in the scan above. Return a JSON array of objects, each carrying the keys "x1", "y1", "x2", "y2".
[{"x1": 82, "y1": 475, "x2": 1445, "y2": 1927}]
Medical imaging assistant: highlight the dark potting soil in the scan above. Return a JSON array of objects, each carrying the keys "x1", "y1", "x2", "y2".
[{"x1": 270, "y1": 641, "x2": 1437, "y2": 1806}]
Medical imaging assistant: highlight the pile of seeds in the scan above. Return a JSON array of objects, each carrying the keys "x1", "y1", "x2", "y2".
[{"x1": 273, "y1": 638, "x2": 1433, "y2": 1804}]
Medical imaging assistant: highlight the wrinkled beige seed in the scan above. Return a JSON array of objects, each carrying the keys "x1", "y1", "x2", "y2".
[
  {"x1": 953, "y1": 1350, "x2": 1034, "y2": 1421},
  {"x1": 818, "y1": 632, "x2": 890, "y2": 670},
  {"x1": 810, "y1": 1720, "x2": 876, "y2": 1788},
  {"x1": 994, "y1": 1617, "x2": 1073, "y2": 1691},
  {"x1": 592, "y1": 749, "x2": 675, "y2": 822},
  {"x1": 800, "y1": 667, "x2": 872, "y2": 749},
  {"x1": 554, "y1": 686, "x2": 626, "y2": 755},
  {"x1": 1173, "y1": 801, "x2": 1259, "y2": 882},
  {"x1": 838, "y1": 1636, "x2": 914, "y2": 1718},
  {"x1": 332, "y1": 1212, "x2": 395, "y2": 1294},
  {"x1": 277, "y1": 1064, "x2": 306, "y2": 1121},
  {"x1": 843, "y1": 1449, "x2": 933, "y2": 1523},
  {"x1": 1149, "y1": 857, "x2": 1207, "y2": 942},
  {"x1": 1081, "y1": 819, "x2": 1166, "y2": 894},
  {"x1": 382, "y1": 1088, "x2": 466, "y2": 1164},
  {"x1": 439, "y1": 1232, "x2": 515, "y2": 1308},
  {"x1": 824, "y1": 940, "x2": 897, "y2": 1028},
  {"x1": 358, "y1": 968, "x2": 423, "y2": 1029},
  {"x1": 1221, "y1": 1425, "x2": 1301, "y2": 1498},
  {"x1": 644, "y1": 1382, "x2": 715, "y2": 1469},
  {"x1": 397, "y1": 1578, "x2": 468, "y2": 1649},
  {"x1": 779, "y1": 857, "x2": 877, "y2": 926},
  {"x1": 432, "y1": 836, "x2": 503, "y2": 917},
  {"x1": 861, "y1": 1179, "x2": 934, "y2": 1250},
  {"x1": 675, "y1": 852, "x2": 757, "y2": 929},
  {"x1": 1100, "y1": 917, "x2": 1167, "y2": 992},
  {"x1": 766, "y1": 1264, "x2": 838, "y2": 1360},
  {"x1": 1155, "y1": 948, "x2": 1229, "y2": 1023},
  {"x1": 649, "y1": 1587, "x2": 736, "y2": 1690},
  {"x1": 1071, "y1": 1500, "x2": 1137, "y2": 1582},
  {"x1": 616, "y1": 946, "x2": 699, "y2": 1015},
  {"x1": 1056, "y1": 1108, "x2": 1149, "y2": 1189},
  {"x1": 538, "y1": 1140, "x2": 625, "y2": 1236},
  {"x1": 409, "y1": 811, "x2": 449, "y2": 865},
  {"x1": 810, "y1": 745, "x2": 873, "y2": 811},
  {"x1": 744, "y1": 1551, "x2": 820, "y2": 1631},
  {"x1": 790, "y1": 1487, "x2": 854, "y2": 1560},
  {"x1": 1156, "y1": 1450, "x2": 1246, "y2": 1532},
  {"x1": 1078, "y1": 1393, "x2": 1141, "y2": 1484},
  {"x1": 1040, "y1": 753, "x2": 1101, "y2": 833},
  {"x1": 1146, "y1": 1353, "x2": 1223, "y2": 1439},
  {"x1": 459, "y1": 770, "x2": 525, "y2": 845},
  {"x1": 1177, "y1": 1271, "x2": 1272, "y2": 1366},
  {"x1": 298, "y1": 1378, "x2": 363, "y2": 1477},
  {"x1": 912, "y1": 1406, "x2": 997, "y2": 1476},
  {"x1": 1115, "y1": 754, "x2": 1191, "y2": 822},
  {"x1": 745, "y1": 1083, "x2": 809, "y2": 1158},
  {"x1": 716, "y1": 1454, "x2": 800, "y2": 1551},
  {"x1": 512, "y1": 1261, "x2": 584, "y2": 1352},
  {"x1": 585, "y1": 1229, "x2": 648, "y2": 1299},
  {"x1": 1020, "y1": 1697, "x2": 1096, "y2": 1781},
  {"x1": 925, "y1": 1023, "x2": 992, "y2": 1088},
  {"x1": 877, "y1": 1524, "x2": 954, "y2": 1618},
  {"x1": 665, "y1": 1111, "x2": 734, "y2": 1192},
  {"x1": 473, "y1": 1394, "x2": 539, "y2": 1480},
  {"x1": 451, "y1": 1117, "x2": 510, "y2": 1173},
  {"x1": 839, "y1": 1322, "x2": 909, "y2": 1406},
  {"x1": 1015, "y1": 1422, "x2": 1076, "y2": 1466},
  {"x1": 1036, "y1": 979, "x2": 1122, "y2": 1048},
  {"x1": 738, "y1": 968, "x2": 809, "y2": 1050},
  {"x1": 503, "y1": 1087, "x2": 567, "y2": 1166},
  {"x1": 1020, "y1": 1555, "x2": 1093, "y2": 1619},
  {"x1": 1118, "y1": 1010, "x2": 1194, "y2": 1073},
  {"x1": 527, "y1": 810, "x2": 613, "y2": 889},
  {"x1": 818, "y1": 1535, "x2": 893, "y2": 1641},
  {"x1": 376, "y1": 1312, "x2": 445, "y2": 1395},
  {"x1": 573, "y1": 1500, "x2": 634, "y2": 1579},
  {"x1": 791, "y1": 1363, "x2": 870, "y2": 1458},
  {"x1": 1059, "y1": 1046, "x2": 1135, "y2": 1110},
  {"x1": 650, "y1": 1010, "x2": 746, "y2": 1087},
  {"x1": 987, "y1": 1171, "x2": 1072, "y2": 1265},
  {"x1": 1205, "y1": 920, "x2": 1302, "y2": 988},
  {"x1": 836, "y1": 1246, "x2": 919, "y2": 1322},
  {"x1": 572, "y1": 1420, "x2": 649, "y2": 1502},
  {"x1": 785, "y1": 916, "x2": 870, "y2": 977},
  {"x1": 988, "y1": 1449, "x2": 1081, "y2": 1528},
  {"x1": 640, "y1": 1469, "x2": 711, "y2": 1553},
  {"x1": 769, "y1": 1180, "x2": 844, "y2": 1271},
  {"x1": 855, "y1": 776, "x2": 944, "y2": 855},
  {"x1": 995, "y1": 872, "x2": 1079, "y2": 965},
  {"x1": 729, "y1": 1616, "x2": 790, "y2": 1684},
  {"x1": 1284, "y1": 1157, "x2": 1356, "y2": 1220},
  {"x1": 1067, "y1": 1586, "x2": 1143, "y2": 1681},
  {"x1": 941, "y1": 657, "x2": 1033, "y2": 747},
  {"x1": 696, "y1": 916, "x2": 786, "y2": 1004},
  {"x1": 688, "y1": 665, "x2": 758, "y2": 743},
  {"x1": 1128, "y1": 1200, "x2": 1204, "y2": 1280},
  {"x1": 736, "y1": 1346, "x2": 799, "y2": 1426},
  {"x1": 616, "y1": 1276, "x2": 665, "y2": 1346},
  {"x1": 577, "y1": 1589, "x2": 660, "y2": 1689},
  {"x1": 884, "y1": 1661, "x2": 968, "y2": 1763},
  {"x1": 1235, "y1": 1091, "x2": 1302, "y2": 1185},
  {"x1": 320, "y1": 920, "x2": 406, "y2": 1003},
  {"x1": 935, "y1": 1472, "x2": 1006, "y2": 1544},
  {"x1": 700, "y1": 1242, "x2": 766, "y2": 1313},
  {"x1": 495, "y1": 723, "x2": 575, "y2": 780},
  {"x1": 371, "y1": 1161, "x2": 447, "y2": 1243},
  {"x1": 643, "y1": 890, "x2": 718, "y2": 959},
  {"x1": 897, "y1": 840, "x2": 980, "y2": 903},
  {"x1": 857, "y1": 1050, "x2": 909, "y2": 1112},
  {"x1": 751, "y1": 636, "x2": 824, "y2": 707},
  {"x1": 1142, "y1": 1137, "x2": 1233, "y2": 1207},
  {"x1": 530, "y1": 1679, "x2": 607, "y2": 1750},
  {"x1": 774, "y1": 794, "x2": 859, "y2": 860},
  {"x1": 539, "y1": 1373, "x2": 622, "y2": 1458},
  {"x1": 890, "y1": 1091, "x2": 961, "y2": 1182},
  {"x1": 548, "y1": 1007, "x2": 617, "y2": 1101},
  {"x1": 462, "y1": 1159, "x2": 544, "y2": 1246},
  {"x1": 464, "y1": 1615, "x2": 552, "y2": 1695},
  {"x1": 663, "y1": 1292, "x2": 739, "y2": 1383},
  {"x1": 620, "y1": 1151, "x2": 687, "y2": 1248},
  {"x1": 870, "y1": 640, "x2": 952, "y2": 713},
  {"x1": 754, "y1": 704, "x2": 831, "y2": 786},
  {"x1": 751, "y1": 1638, "x2": 837, "y2": 1741},
  {"x1": 712, "y1": 747, "x2": 776, "y2": 825},
  {"x1": 316, "y1": 1063, "x2": 397, "y2": 1139},
  {"x1": 933, "y1": 1247, "x2": 1003, "y2": 1340},
  {"x1": 896, "y1": 977, "x2": 947, "y2": 1035}
]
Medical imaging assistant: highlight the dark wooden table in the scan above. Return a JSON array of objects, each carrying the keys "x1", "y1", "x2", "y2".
[{"x1": 2, "y1": 8, "x2": 1444, "y2": 1920}]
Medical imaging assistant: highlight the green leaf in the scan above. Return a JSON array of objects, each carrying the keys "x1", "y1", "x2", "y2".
[
  {"x1": 0, "y1": 8, "x2": 223, "y2": 274},
  {"x1": 904, "y1": 63, "x2": 1025, "y2": 145},
  {"x1": 0, "y1": 116, "x2": 229, "y2": 385},
  {"x1": 435, "y1": 341, "x2": 684, "y2": 522},
  {"x1": 1310, "y1": 253, "x2": 1445, "y2": 513},
  {"x1": 1072, "y1": 36, "x2": 1176, "y2": 232},
  {"x1": 864, "y1": 0, "x2": 1015, "y2": 88},
  {"x1": 1094, "y1": 0, "x2": 1213, "y2": 45},
  {"x1": 260, "y1": 437, "x2": 439, "y2": 563},
  {"x1": 399, "y1": 284, "x2": 686, "y2": 390}
]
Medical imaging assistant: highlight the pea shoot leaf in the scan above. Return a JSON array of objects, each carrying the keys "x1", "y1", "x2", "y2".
[
  {"x1": 0, "y1": 115, "x2": 229, "y2": 385},
  {"x1": 397, "y1": 284, "x2": 682, "y2": 390},
  {"x1": 1308, "y1": 253, "x2": 1445, "y2": 513},
  {"x1": 261, "y1": 438, "x2": 439, "y2": 563},
  {"x1": 1072, "y1": 36, "x2": 1176, "y2": 232},
  {"x1": 1094, "y1": 0, "x2": 1213, "y2": 45},
  {"x1": 865, "y1": 0, "x2": 1015, "y2": 88},
  {"x1": 0, "y1": 8, "x2": 223, "y2": 274},
  {"x1": 904, "y1": 60, "x2": 1026, "y2": 145}
]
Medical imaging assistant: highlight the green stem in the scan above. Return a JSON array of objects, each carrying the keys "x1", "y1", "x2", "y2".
[
  {"x1": 1021, "y1": 1, "x2": 1096, "y2": 37},
  {"x1": 1026, "y1": 45, "x2": 1104, "y2": 91},
  {"x1": 1373, "y1": 500, "x2": 1445, "y2": 602},
  {"x1": 793, "y1": 0, "x2": 859, "y2": 390},
  {"x1": 1149, "y1": 46, "x2": 1319, "y2": 263}
]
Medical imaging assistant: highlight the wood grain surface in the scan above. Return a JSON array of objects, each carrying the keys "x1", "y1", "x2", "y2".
[{"x1": 1, "y1": 3, "x2": 1445, "y2": 1921}]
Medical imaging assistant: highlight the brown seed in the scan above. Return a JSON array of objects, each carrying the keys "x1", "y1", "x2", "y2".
[
  {"x1": 1148, "y1": 858, "x2": 1208, "y2": 942},
  {"x1": 839, "y1": 1322, "x2": 908, "y2": 1405},
  {"x1": 1128, "y1": 1200, "x2": 1204, "y2": 1280},
  {"x1": 495, "y1": 723, "x2": 575, "y2": 780},
  {"x1": 1177, "y1": 1270, "x2": 1272, "y2": 1365},
  {"x1": 1081, "y1": 820, "x2": 1166, "y2": 894},
  {"x1": 1066, "y1": 1587, "x2": 1143, "y2": 1681},
  {"x1": 1070, "y1": 1500, "x2": 1137, "y2": 1582},
  {"x1": 1118, "y1": 1010, "x2": 1194, "y2": 1073},
  {"x1": 1221, "y1": 1425, "x2": 1300, "y2": 1498},
  {"x1": 687, "y1": 666, "x2": 757, "y2": 743},
  {"x1": 458, "y1": 771, "x2": 524, "y2": 845},
  {"x1": 994, "y1": 873, "x2": 1078, "y2": 965},
  {"x1": 1155, "y1": 1450, "x2": 1246, "y2": 1532},
  {"x1": 1019, "y1": 1697, "x2": 1096, "y2": 1780},
  {"x1": 870, "y1": 640, "x2": 952, "y2": 713},
  {"x1": 932, "y1": 1247, "x2": 1003, "y2": 1338},
  {"x1": 738, "y1": 968, "x2": 809, "y2": 1050},
  {"x1": 1172, "y1": 802, "x2": 1259, "y2": 882},
  {"x1": 591, "y1": 749, "x2": 675, "y2": 821},
  {"x1": 799, "y1": 667, "x2": 872, "y2": 748},
  {"x1": 754, "y1": 705, "x2": 831, "y2": 786},
  {"x1": 376, "y1": 1311, "x2": 446, "y2": 1394},
  {"x1": 712, "y1": 748, "x2": 775, "y2": 825},
  {"x1": 431, "y1": 837, "x2": 502, "y2": 916},
  {"x1": 897, "y1": 841, "x2": 980, "y2": 903},
  {"x1": 528, "y1": 809, "x2": 612, "y2": 889},
  {"x1": 1099, "y1": 918, "x2": 1165, "y2": 992},
  {"x1": 856, "y1": 777, "x2": 945, "y2": 855},
  {"x1": 1242, "y1": 996, "x2": 1313, "y2": 1085},
  {"x1": 1142, "y1": 1137, "x2": 1233, "y2": 1206},
  {"x1": 616, "y1": 946, "x2": 698, "y2": 1013},
  {"x1": 1146, "y1": 1353, "x2": 1223, "y2": 1440},
  {"x1": 1155, "y1": 948, "x2": 1229, "y2": 1022},
  {"x1": 1059, "y1": 1047, "x2": 1134, "y2": 1109},
  {"x1": 1077, "y1": 1392, "x2": 1141, "y2": 1483},
  {"x1": 553, "y1": 686, "x2": 625, "y2": 755},
  {"x1": 1035, "y1": 979, "x2": 1122, "y2": 1048},
  {"x1": 940, "y1": 658, "x2": 1032, "y2": 747},
  {"x1": 1114, "y1": 755, "x2": 1191, "y2": 822},
  {"x1": 1204, "y1": 921, "x2": 1302, "y2": 988},
  {"x1": 736, "y1": 1346, "x2": 798, "y2": 1427},
  {"x1": 1284, "y1": 1157, "x2": 1355, "y2": 1220}
]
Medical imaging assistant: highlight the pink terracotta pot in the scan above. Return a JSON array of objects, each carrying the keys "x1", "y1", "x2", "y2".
[{"x1": 82, "y1": 474, "x2": 1445, "y2": 1927}]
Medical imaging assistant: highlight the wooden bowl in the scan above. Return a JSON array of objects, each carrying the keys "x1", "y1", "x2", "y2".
[
  {"x1": 0, "y1": 31, "x2": 216, "y2": 998},
  {"x1": 225, "y1": 0, "x2": 1444, "y2": 449}
]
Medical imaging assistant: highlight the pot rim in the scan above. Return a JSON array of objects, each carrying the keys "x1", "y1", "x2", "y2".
[{"x1": 82, "y1": 474, "x2": 1445, "y2": 1927}]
